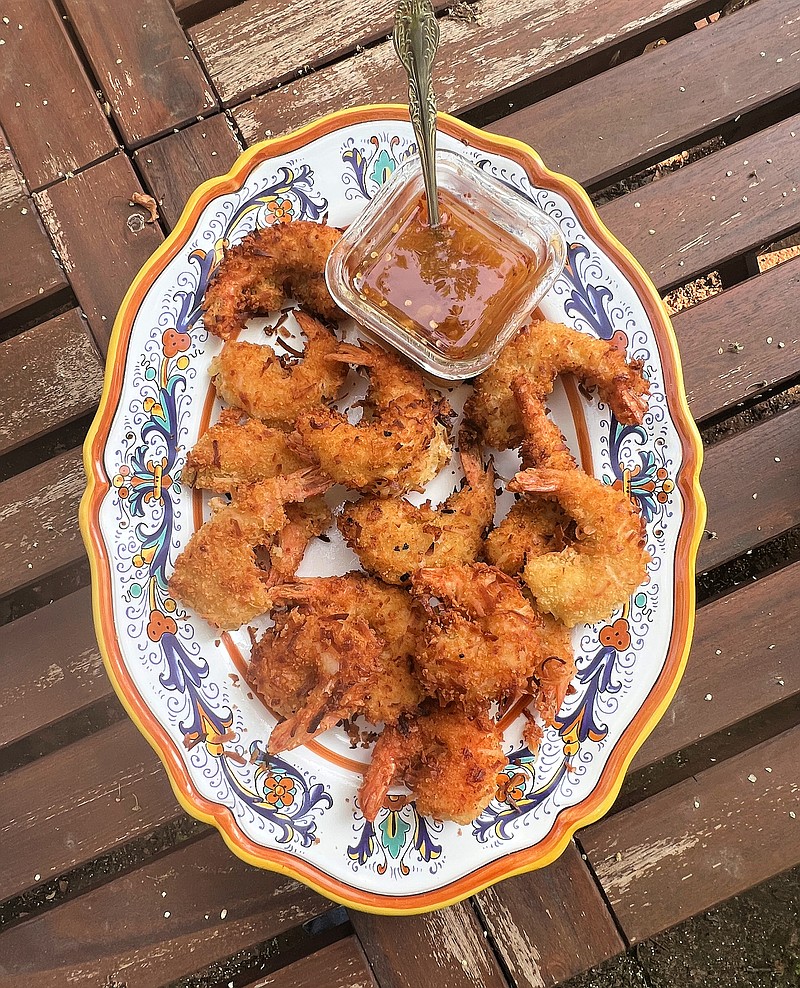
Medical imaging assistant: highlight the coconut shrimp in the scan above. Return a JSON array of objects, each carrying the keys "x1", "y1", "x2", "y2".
[
  {"x1": 296, "y1": 340, "x2": 452, "y2": 496},
  {"x1": 465, "y1": 319, "x2": 650, "y2": 450},
  {"x1": 358, "y1": 703, "x2": 507, "y2": 824},
  {"x1": 182, "y1": 408, "x2": 312, "y2": 492},
  {"x1": 509, "y1": 467, "x2": 650, "y2": 626},
  {"x1": 210, "y1": 310, "x2": 347, "y2": 429},
  {"x1": 412, "y1": 563, "x2": 549, "y2": 707},
  {"x1": 250, "y1": 573, "x2": 427, "y2": 750},
  {"x1": 202, "y1": 220, "x2": 344, "y2": 339},
  {"x1": 530, "y1": 614, "x2": 577, "y2": 728},
  {"x1": 338, "y1": 430, "x2": 495, "y2": 584},
  {"x1": 485, "y1": 379, "x2": 575, "y2": 576},
  {"x1": 168, "y1": 468, "x2": 329, "y2": 630}
]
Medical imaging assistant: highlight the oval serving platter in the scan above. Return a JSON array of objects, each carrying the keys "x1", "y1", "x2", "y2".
[{"x1": 80, "y1": 105, "x2": 705, "y2": 915}]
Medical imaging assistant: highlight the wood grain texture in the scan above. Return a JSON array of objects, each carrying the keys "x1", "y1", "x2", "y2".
[
  {"x1": 0, "y1": 447, "x2": 86, "y2": 600},
  {"x1": 134, "y1": 112, "x2": 242, "y2": 228},
  {"x1": 191, "y1": 0, "x2": 450, "y2": 106},
  {"x1": 597, "y1": 112, "x2": 800, "y2": 292},
  {"x1": 632, "y1": 561, "x2": 800, "y2": 770},
  {"x1": 0, "y1": 0, "x2": 117, "y2": 190},
  {"x1": 673, "y1": 256, "x2": 800, "y2": 423},
  {"x1": 474, "y1": 841, "x2": 624, "y2": 987},
  {"x1": 246, "y1": 937, "x2": 376, "y2": 988},
  {"x1": 232, "y1": 0, "x2": 718, "y2": 142},
  {"x1": 0, "y1": 719, "x2": 181, "y2": 902},
  {"x1": 350, "y1": 900, "x2": 509, "y2": 988},
  {"x1": 33, "y1": 153, "x2": 164, "y2": 353},
  {"x1": 0, "y1": 139, "x2": 69, "y2": 321},
  {"x1": 488, "y1": 0, "x2": 800, "y2": 188},
  {"x1": 698, "y1": 404, "x2": 800, "y2": 572},
  {"x1": 0, "y1": 832, "x2": 330, "y2": 987},
  {"x1": 60, "y1": 0, "x2": 217, "y2": 147},
  {"x1": 0, "y1": 587, "x2": 109, "y2": 751},
  {"x1": 0, "y1": 309, "x2": 103, "y2": 455},
  {"x1": 581, "y1": 723, "x2": 800, "y2": 943}
]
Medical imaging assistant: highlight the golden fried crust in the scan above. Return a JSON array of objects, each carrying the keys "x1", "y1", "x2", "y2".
[
  {"x1": 202, "y1": 220, "x2": 344, "y2": 339},
  {"x1": 412, "y1": 563, "x2": 547, "y2": 707},
  {"x1": 510, "y1": 467, "x2": 650, "y2": 626},
  {"x1": 358, "y1": 705, "x2": 506, "y2": 824},
  {"x1": 338, "y1": 438, "x2": 495, "y2": 584},
  {"x1": 183, "y1": 409, "x2": 312, "y2": 492},
  {"x1": 484, "y1": 498, "x2": 572, "y2": 576},
  {"x1": 465, "y1": 319, "x2": 650, "y2": 450},
  {"x1": 296, "y1": 342, "x2": 452, "y2": 496},
  {"x1": 210, "y1": 311, "x2": 347, "y2": 428}
]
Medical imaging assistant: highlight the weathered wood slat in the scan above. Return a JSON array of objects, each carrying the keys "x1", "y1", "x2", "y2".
[
  {"x1": 60, "y1": 0, "x2": 217, "y2": 147},
  {"x1": 0, "y1": 831, "x2": 330, "y2": 988},
  {"x1": 697, "y1": 404, "x2": 800, "y2": 572},
  {"x1": 0, "y1": 309, "x2": 103, "y2": 456},
  {"x1": 488, "y1": 0, "x2": 800, "y2": 188},
  {"x1": 0, "y1": 0, "x2": 117, "y2": 190},
  {"x1": 0, "y1": 137, "x2": 69, "y2": 322},
  {"x1": 673, "y1": 256, "x2": 800, "y2": 423},
  {"x1": 0, "y1": 587, "x2": 109, "y2": 751},
  {"x1": 0, "y1": 447, "x2": 86, "y2": 601},
  {"x1": 191, "y1": 0, "x2": 451, "y2": 107},
  {"x1": 134, "y1": 113, "x2": 242, "y2": 228},
  {"x1": 0, "y1": 719, "x2": 181, "y2": 902},
  {"x1": 232, "y1": 0, "x2": 718, "y2": 142},
  {"x1": 632, "y1": 560, "x2": 799, "y2": 770},
  {"x1": 33, "y1": 153, "x2": 164, "y2": 353},
  {"x1": 598, "y1": 112, "x2": 800, "y2": 292},
  {"x1": 245, "y1": 937, "x2": 376, "y2": 988},
  {"x1": 474, "y1": 842, "x2": 624, "y2": 988},
  {"x1": 350, "y1": 900, "x2": 509, "y2": 988},
  {"x1": 581, "y1": 723, "x2": 800, "y2": 944}
]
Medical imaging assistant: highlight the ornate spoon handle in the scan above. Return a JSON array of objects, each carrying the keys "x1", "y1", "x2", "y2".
[{"x1": 393, "y1": 0, "x2": 440, "y2": 227}]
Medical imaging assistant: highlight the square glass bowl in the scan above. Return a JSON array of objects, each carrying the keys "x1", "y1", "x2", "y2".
[{"x1": 326, "y1": 148, "x2": 566, "y2": 380}]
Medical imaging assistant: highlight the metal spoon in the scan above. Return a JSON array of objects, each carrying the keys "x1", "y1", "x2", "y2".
[{"x1": 393, "y1": 0, "x2": 441, "y2": 228}]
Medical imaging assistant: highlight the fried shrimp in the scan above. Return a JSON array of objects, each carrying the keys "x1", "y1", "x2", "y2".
[
  {"x1": 465, "y1": 319, "x2": 650, "y2": 449},
  {"x1": 338, "y1": 430, "x2": 495, "y2": 584},
  {"x1": 412, "y1": 563, "x2": 547, "y2": 707},
  {"x1": 168, "y1": 468, "x2": 329, "y2": 630},
  {"x1": 182, "y1": 409, "x2": 331, "y2": 587},
  {"x1": 358, "y1": 703, "x2": 506, "y2": 824},
  {"x1": 250, "y1": 573, "x2": 427, "y2": 747},
  {"x1": 202, "y1": 220, "x2": 343, "y2": 339},
  {"x1": 296, "y1": 341, "x2": 452, "y2": 495},
  {"x1": 485, "y1": 379, "x2": 575, "y2": 576},
  {"x1": 182, "y1": 408, "x2": 311, "y2": 492},
  {"x1": 509, "y1": 467, "x2": 650, "y2": 626},
  {"x1": 210, "y1": 310, "x2": 347, "y2": 428}
]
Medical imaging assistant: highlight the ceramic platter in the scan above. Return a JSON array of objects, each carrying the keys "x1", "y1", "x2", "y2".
[{"x1": 81, "y1": 106, "x2": 705, "y2": 914}]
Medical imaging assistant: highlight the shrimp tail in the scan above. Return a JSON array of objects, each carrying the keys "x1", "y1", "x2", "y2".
[{"x1": 508, "y1": 468, "x2": 563, "y2": 495}]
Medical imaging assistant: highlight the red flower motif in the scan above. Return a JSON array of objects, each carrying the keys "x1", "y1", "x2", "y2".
[
  {"x1": 610, "y1": 330, "x2": 629, "y2": 354},
  {"x1": 162, "y1": 327, "x2": 191, "y2": 358},
  {"x1": 147, "y1": 609, "x2": 178, "y2": 642},
  {"x1": 599, "y1": 617, "x2": 631, "y2": 651},
  {"x1": 496, "y1": 771, "x2": 526, "y2": 804},
  {"x1": 264, "y1": 775, "x2": 296, "y2": 807},
  {"x1": 267, "y1": 198, "x2": 294, "y2": 224}
]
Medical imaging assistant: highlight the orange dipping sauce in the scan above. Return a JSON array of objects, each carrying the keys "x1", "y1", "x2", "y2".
[{"x1": 349, "y1": 188, "x2": 540, "y2": 362}]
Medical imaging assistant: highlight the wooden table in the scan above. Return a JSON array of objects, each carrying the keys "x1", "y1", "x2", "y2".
[{"x1": 1, "y1": 1, "x2": 798, "y2": 985}]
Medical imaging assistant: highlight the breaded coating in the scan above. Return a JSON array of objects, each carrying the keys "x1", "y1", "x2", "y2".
[
  {"x1": 168, "y1": 469, "x2": 329, "y2": 630},
  {"x1": 296, "y1": 341, "x2": 451, "y2": 496},
  {"x1": 358, "y1": 703, "x2": 506, "y2": 824},
  {"x1": 250, "y1": 573, "x2": 427, "y2": 745},
  {"x1": 183, "y1": 408, "x2": 311, "y2": 492},
  {"x1": 202, "y1": 220, "x2": 343, "y2": 339},
  {"x1": 509, "y1": 467, "x2": 650, "y2": 626},
  {"x1": 210, "y1": 310, "x2": 347, "y2": 428},
  {"x1": 412, "y1": 563, "x2": 548, "y2": 708},
  {"x1": 465, "y1": 319, "x2": 649, "y2": 450},
  {"x1": 338, "y1": 429, "x2": 495, "y2": 584}
]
